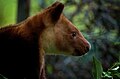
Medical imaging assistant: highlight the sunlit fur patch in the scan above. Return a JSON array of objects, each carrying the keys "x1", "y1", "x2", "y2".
[
  {"x1": 41, "y1": 27, "x2": 55, "y2": 53},
  {"x1": 40, "y1": 26, "x2": 72, "y2": 55}
]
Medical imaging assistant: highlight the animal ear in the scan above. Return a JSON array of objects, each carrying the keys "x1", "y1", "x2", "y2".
[{"x1": 50, "y1": 2, "x2": 64, "y2": 23}]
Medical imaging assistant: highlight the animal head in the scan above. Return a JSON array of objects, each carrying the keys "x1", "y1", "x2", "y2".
[{"x1": 40, "y1": 2, "x2": 91, "y2": 56}]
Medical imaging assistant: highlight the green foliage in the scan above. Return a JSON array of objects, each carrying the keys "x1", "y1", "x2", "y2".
[
  {"x1": 46, "y1": 64, "x2": 53, "y2": 75},
  {"x1": 0, "y1": 0, "x2": 17, "y2": 27},
  {"x1": 102, "y1": 62, "x2": 120, "y2": 79},
  {"x1": 0, "y1": 74, "x2": 7, "y2": 79},
  {"x1": 92, "y1": 56, "x2": 120, "y2": 79},
  {"x1": 92, "y1": 56, "x2": 103, "y2": 79}
]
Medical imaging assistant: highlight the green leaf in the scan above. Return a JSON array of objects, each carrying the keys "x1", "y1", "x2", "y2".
[
  {"x1": 0, "y1": 74, "x2": 7, "y2": 79},
  {"x1": 102, "y1": 71, "x2": 112, "y2": 78},
  {"x1": 92, "y1": 56, "x2": 103, "y2": 79},
  {"x1": 109, "y1": 62, "x2": 120, "y2": 71},
  {"x1": 114, "y1": 73, "x2": 120, "y2": 78}
]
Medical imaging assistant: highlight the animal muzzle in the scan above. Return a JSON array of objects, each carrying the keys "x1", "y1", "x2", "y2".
[{"x1": 73, "y1": 41, "x2": 91, "y2": 56}]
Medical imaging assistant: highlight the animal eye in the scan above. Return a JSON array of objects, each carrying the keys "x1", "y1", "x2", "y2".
[{"x1": 71, "y1": 32, "x2": 77, "y2": 37}]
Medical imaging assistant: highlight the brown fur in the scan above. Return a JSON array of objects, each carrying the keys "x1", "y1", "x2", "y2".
[
  {"x1": 54, "y1": 15, "x2": 90, "y2": 55},
  {"x1": 0, "y1": 1, "x2": 90, "y2": 79}
]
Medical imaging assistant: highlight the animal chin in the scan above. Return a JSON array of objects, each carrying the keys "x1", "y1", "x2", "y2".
[{"x1": 73, "y1": 49, "x2": 85, "y2": 56}]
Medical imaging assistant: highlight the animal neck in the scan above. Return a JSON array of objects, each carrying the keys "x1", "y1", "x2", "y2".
[
  {"x1": 25, "y1": 13, "x2": 45, "y2": 35},
  {"x1": 40, "y1": 27, "x2": 68, "y2": 55},
  {"x1": 40, "y1": 27, "x2": 56, "y2": 53},
  {"x1": 16, "y1": 13, "x2": 45, "y2": 37}
]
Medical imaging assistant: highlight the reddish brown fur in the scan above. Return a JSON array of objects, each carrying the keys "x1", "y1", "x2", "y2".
[
  {"x1": 0, "y1": 1, "x2": 90, "y2": 79},
  {"x1": 54, "y1": 15, "x2": 90, "y2": 55}
]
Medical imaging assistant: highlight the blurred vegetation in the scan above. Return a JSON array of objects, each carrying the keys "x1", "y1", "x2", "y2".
[
  {"x1": 0, "y1": 0, "x2": 17, "y2": 27},
  {"x1": 93, "y1": 56, "x2": 120, "y2": 79},
  {"x1": 0, "y1": 0, "x2": 120, "y2": 79}
]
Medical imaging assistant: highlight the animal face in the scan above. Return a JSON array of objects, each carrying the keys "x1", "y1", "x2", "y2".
[{"x1": 41, "y1": 2, "x2": 91, "y2": 56}]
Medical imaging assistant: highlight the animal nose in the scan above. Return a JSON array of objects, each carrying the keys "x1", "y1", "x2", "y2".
[
  {"x1": 86, "y1": 46, "x2": 90, "y2": 52},
  {"x1": 85, "y1": 42, "x2": 91, "y2": 52}
]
